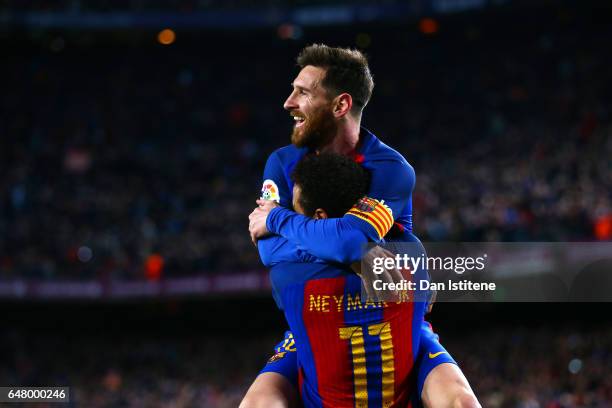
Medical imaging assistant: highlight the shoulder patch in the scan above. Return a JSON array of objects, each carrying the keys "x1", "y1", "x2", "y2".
[
  {"x1": 261, "y1": 179, "x2": 280, "y2": 203},
  {"x1": 346, "y1": 197, "x2": 394, "y2": 239}
]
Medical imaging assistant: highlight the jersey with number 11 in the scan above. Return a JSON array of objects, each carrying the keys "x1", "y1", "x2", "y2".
[{"x1": 273, "y1": 259, "x2": 424, "y2": 408}]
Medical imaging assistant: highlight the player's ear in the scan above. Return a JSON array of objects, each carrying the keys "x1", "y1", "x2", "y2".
[
  {"x1": 313, "y1": 209, "x2": 328, "y2": 219},
  {"x1": 332, "y1": 93, "x2": 352, "y2": 118}
]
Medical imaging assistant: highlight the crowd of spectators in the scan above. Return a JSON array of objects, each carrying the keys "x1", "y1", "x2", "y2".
[
  {"x1": 1, "y1": 0, "x2": 376, "y2": 12},
  {"x1": 1, "y1": 324, "x2": 610, "y2": 407},
  {"x1": 1, "y1": 7, "x2": 611, "y2": 280}
]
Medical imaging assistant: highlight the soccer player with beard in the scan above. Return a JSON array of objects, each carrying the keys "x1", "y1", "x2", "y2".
[{"x1": 244, "y1": 44, "x2": 479, "y2": 408}]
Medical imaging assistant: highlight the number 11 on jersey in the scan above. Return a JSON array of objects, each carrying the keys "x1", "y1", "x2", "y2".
[{"x1": 339, "y1": 322, "x2": 395, "y2": 408}]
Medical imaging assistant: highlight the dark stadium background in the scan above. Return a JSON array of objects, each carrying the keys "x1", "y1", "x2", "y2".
[{"x1": 1, "y1": 0, "x2": 611, "y2": 406}]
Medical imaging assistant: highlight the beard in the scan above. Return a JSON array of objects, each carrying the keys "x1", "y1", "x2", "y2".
[{"x1": 290, "y1": 104, "x2": 337, "y2": 150}]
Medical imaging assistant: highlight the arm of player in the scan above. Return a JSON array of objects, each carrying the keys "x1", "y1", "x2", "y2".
[
  {"x1": 417, "y1": 322, "x2": 481, "y2": 408},
  {"x1": 265, "y1": 209, "x2": 370, "y2": 264},
  {"x1": 258, "y1": 236, "x2": 316, "y2": 267},
  {"x1": 264, "y1": 161, "x2": 415, "y2": 264},
  {"x1": 255, "y1": 150, "x2": 317, "y2": 267}
]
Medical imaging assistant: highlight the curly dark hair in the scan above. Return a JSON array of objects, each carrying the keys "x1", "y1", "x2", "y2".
[
  {"x1": 291, "y1": 153, "x2": 370, "y2": 218},
  {"x1": 296, "y1": 44, "x2": 374, "y2": 114}
]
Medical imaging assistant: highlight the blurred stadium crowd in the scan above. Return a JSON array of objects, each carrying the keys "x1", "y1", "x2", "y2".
[
  {"x1": 1, "y1": 0, "x2": 374, "y2": 12},
  {"x1": 1, "y1": 325, "x2": 610, "y2": 408},
  {"x1": 1, "y1": 8, "x2": 611, "y2": 281}
]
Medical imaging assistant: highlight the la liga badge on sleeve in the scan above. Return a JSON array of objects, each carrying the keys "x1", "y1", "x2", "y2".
[{"x1": 261, "y1": 179, "x2": 281, "y2": 202}]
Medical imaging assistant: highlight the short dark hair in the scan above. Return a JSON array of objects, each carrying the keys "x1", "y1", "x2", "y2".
[
  {"x1": 291, "y1": 153, "x2": 370, "y2": 218},
  {"x1": 297, "y1": 44, "x2": 374, "y2": 114}
]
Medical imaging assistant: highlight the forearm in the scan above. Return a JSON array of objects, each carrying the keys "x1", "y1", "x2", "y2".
[
  {"x1": 266, "y1": 207, "x2": 368, "y2": 264},
  {"x1": 257, "y1": 234, "x2": 315, "y2": 266}
]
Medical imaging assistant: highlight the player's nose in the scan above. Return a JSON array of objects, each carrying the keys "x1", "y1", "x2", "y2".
[{"x1": 283, "y1": 93, "x2": 298, "y2": 111}]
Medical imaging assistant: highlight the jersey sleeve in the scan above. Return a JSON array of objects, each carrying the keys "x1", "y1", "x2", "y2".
[
  {"x1": 261, "y1": 150, "x2": 291, "y2": 207},
  {"x1": 416, "y1": 322, "x2": 458, "y2": 399},
  {"x1": 266, "y1": 160, "x2": 414, "y2": 264},
  {"x1": 259, "y1": 330, "x2": 299, "y2": 386},
  {"x1": 257, "y1": 150, "x2": 316, "y2": 266},
  {"x1": 257, "y1": 235, "x2": 316, "y2": 266},
  {"x1": 367, "y1": 159, "x2": 415, "y2": 224},
  {"x1": 266, "y1": 207, "x2": 370, "y2": 263}
]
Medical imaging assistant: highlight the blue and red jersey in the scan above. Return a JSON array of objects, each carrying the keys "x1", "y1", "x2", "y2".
[
  {"x1": 267, "y1": 265, "x2": 425, "y2": 407},
  {"x1": 256, "y1": 128, "x2": 456, "y2": 407},
  {"x1": 262, "y1": 128, "x2": 420, "y2": 264},
  {"x1": 261, "y1": 321, "x2": 456, "y2": 408}
]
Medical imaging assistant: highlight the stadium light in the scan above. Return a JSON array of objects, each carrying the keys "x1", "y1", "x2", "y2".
[
  {"x1": 419, "y1": 17, "x2": 439, "y2": 35},
  {"x1": 157, "y1": 28, "x2": 176, "y2": 45}
]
